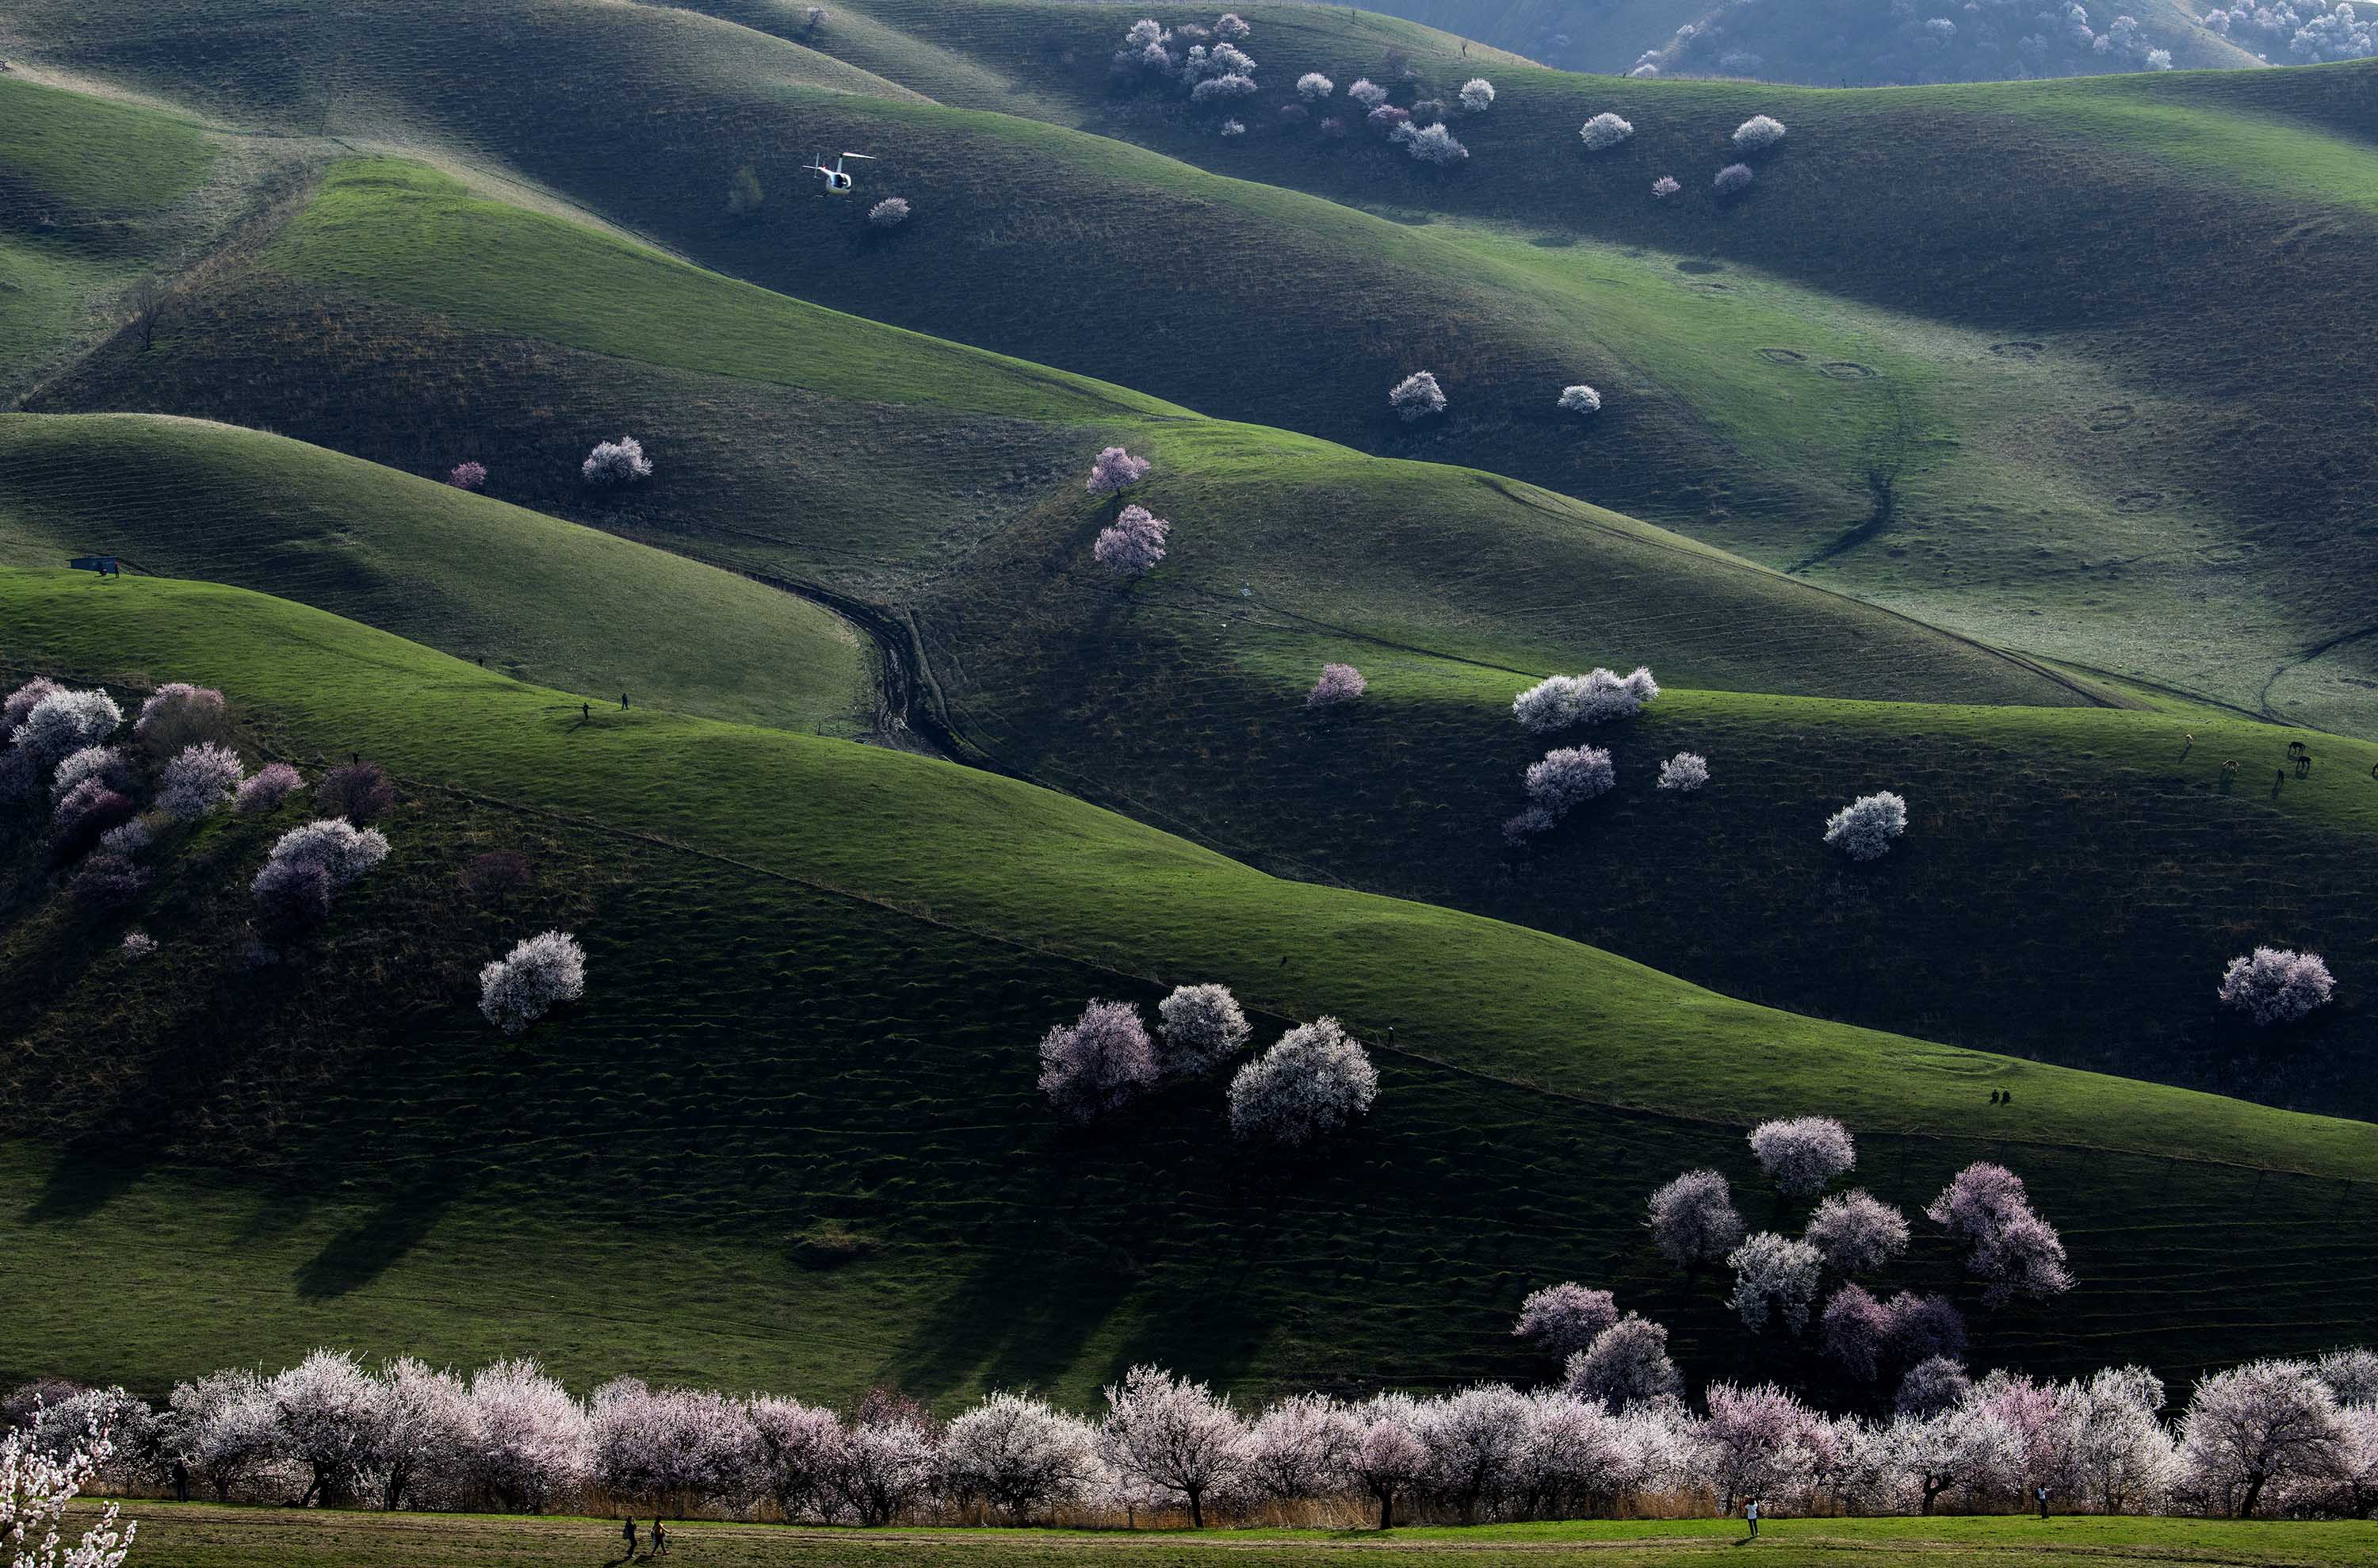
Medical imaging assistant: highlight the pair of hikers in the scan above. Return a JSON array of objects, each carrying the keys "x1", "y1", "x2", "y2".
[{"x1": 620, "y1": 1517, "x2": 668, "y2": 1558}]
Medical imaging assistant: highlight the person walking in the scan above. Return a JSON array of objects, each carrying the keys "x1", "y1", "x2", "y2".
[
  {"x1": 621, "y1": 691, "x2": 631, "y2": 709},
  {"x1": 651, "y1": 1518, "x2": 669, "y2": 1557},
  {"x1": 621, "y1": 1516, "x2": 638, "y2": 1560},
  {"x1": 1745, "y1": 1497, "x2": 1761, "y2": 1539}
]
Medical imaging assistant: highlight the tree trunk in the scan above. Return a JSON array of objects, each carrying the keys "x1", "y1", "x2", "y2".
[
  {"x1": 2238, "y1": 1472, "x2": 2266, "y2": 1519},
  {"x1": 1377, "y1": 1486, "x2": 1394, "y2": 1531},
  {"x1": 1187, "y1": 1486, "x2": 1204, "y2": 1529}
]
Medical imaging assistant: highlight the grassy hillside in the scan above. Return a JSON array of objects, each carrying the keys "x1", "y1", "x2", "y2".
[
  {"x1": 0, "y1": 74, "x2": 286, "y2": 401},
  {"x1": 6, "y1": 569, "x2": 2378, "y2": 1405},
  {"x1": 0, "y1": 413, "x2": 876, "y2": 735},
  {"x1": 73, "y1": 1507, "x2": 2378, "y2": 1566},
  {"x1": 36, "y1": 153, "x2": 2378, "y2": 1115},
  {"x1": 11, "y1": 6, "x2": 2375, "y2": 730},
  {"x1": 36, "y1": 156, "x2": 2075, "y2": 709},
  {"x1": 1332, "y1": 0, "x2": 2260, "y2": 79}
]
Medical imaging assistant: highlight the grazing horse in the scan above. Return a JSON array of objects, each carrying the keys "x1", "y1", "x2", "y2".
[
  {"x1": 2293, "y1": 748, "x2": 2313, "y2": 778},
  {"x1": 2181, "y1": 732, "x2": 2194, "y2": 759}
]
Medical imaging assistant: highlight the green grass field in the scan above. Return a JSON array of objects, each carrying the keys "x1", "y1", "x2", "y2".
[
  {"x1": 0, "y1": 413, "x2": 876, "y2": 735},
  {"x1": 19, "y1": 150, "x2": 2378, "y2": 1115},
  {"x1": 10, "y1": 6, "x2": 2378, "y2": 730},
  {"x1": 63, "y1": 1503, "x2": 2378, "y2": 1566},
  {"x1": 5, "y1": 569, "x2": 2378, "y2": 1408}
]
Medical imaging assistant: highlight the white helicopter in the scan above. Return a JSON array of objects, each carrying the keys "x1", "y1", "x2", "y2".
[{"x1": 803, "y1": 151, "x2": 876, "y2": 193}]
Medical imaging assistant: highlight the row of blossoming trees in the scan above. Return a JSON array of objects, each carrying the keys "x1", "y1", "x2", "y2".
[
  {"x1": 15, "y1": 1338, "x2": 2376, "y2": 1529},
  {"x1": 2, "y1": 675, "x2": 586, "y2": 1034}
]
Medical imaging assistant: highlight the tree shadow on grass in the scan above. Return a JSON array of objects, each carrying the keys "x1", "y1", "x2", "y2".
[
  {"x1": 24, "y1": 1138, "x2": 158, "y2": 1222},
  {"x1": 294, "y1": 1184, "x2": 456, "y2": 1298}
]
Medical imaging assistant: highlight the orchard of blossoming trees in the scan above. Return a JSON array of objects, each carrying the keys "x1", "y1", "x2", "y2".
[{"x1": 17, "y1": 1337, "x2": 2378, "y2": 1529}]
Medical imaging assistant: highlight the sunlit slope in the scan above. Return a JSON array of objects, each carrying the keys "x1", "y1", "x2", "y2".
[
  {"x1": 0, "y1": 413, "x2": 875, "y2": 734},
  {"x1": 3, "y1": 568, "x2": 2376, "y2": 1405},
  {"x1": 0, "y1": 74, "x2": 255, "y2": 400},
  {"x1": 13, "y1": 9, "x2": 2377, "y2": 725},
  {"x1": 36, "y1": 157, "x2": 2078, "y2": 713}
]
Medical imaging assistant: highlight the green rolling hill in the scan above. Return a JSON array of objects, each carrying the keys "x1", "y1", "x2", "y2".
[
  {"x1": 1340, "y1": 0, "x2": 2261, "y2": 81},
  {"x1": 6, "y1": 10, "x2": 2376, "y2": 734},
  {"x1": 18, "y1": 151, "x2": 2378, "y2": 1120},
  {"x1": 1, "y1": 0, "x2": 2373, "y2": 1431},
  {"x1": 0, "y1": 413, "x2": 876, "y2": 736},
  {"x1": 5, "y1": 568, "x2": 2376, "y2": 1409}
]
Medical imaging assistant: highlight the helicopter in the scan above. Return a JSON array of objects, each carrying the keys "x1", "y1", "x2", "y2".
[{"x1": 803, "y1": 151, "x2": 876, "y2": 193}]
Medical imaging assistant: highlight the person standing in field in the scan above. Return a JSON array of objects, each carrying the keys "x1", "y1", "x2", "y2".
[{"x1": 1745, "y1": 1497, "x2": 1761, "y2": 1538}]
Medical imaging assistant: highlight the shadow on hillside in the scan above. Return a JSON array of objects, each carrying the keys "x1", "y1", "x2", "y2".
[
  {"x1": 23, "y1": 1140, "x2": 155, "y2": 1222},
  {"x1": 294, "y1": 1184, "x2": 455, "y2": 1298}
]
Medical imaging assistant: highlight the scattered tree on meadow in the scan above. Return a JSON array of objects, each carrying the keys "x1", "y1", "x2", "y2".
[
  {"x1": 1898, "y1": 1356, "x2": 1976, "y2": 1419},
  {"x1": 1657, "y1": 751, "x2": 1709, "y2": 792},
  {"x1": 1215, "y1": 12, "x2": 1252, "y2": 39},
  {"x1": 1348, "y1": 78, "x2": 1388, "y2": 107},
  {"x1": 1395, "y1": 122, "x2": 1468, "y2": 165},
  {"x1": 235, "y1": 763, "x2": 302, "y2": 816},
  {"x1": 251, "y1": 817, "x2": 391, "y2": 932},
  {"x1": 1190, "y1": 72, "x2": 1257, "y2": 104},
  {"x1": 268, "y1": 1349, "x2": 381, "y2": 1508},
  {"x1": 2217, "y1": 947, "x2": 2334, "y2": 1026},
  {"x1": 1926, "y1": 1162, "x2": 2074, "y2": 1306},
  {"x1": 460, "y1": 849, "x2": 533, "y2": 903},
  {"x1": 1368, "y1": 104, "x2": 1412, "y2": 136},
  {"x1": 1296, "y1": 71, "x2": 1334, "y2": 99},
  {"x1": 1652, "y1": 175, "x2": 1681, "y2": 198},
  {"x1": 1093, "y1": 504, "x2": 1171, "y2": 576},
  {"x1": 1346, "y1": 1397, "x2": 1428, "y2": 1528},
  {"x1": 480, "y1": 931, "x2": 588, "y2": 1035},
  {"x1": 1307, "y1": 663, "x2": 1366, "y2": 709},
  {"x1": 1, "y1": 1405, "x2": 136, "y2": 1568},
  {"x1": 51, "y1": 745, "x2": 130, "y2": 802},
  {"x1": 1153, "y1": 983, "x2": 1251, "y2": 1075},
  {"x1": 1823, "y1": 791, "x2": 1907, "y2": 861},
  {"x1": 1726, "y1": 1232, "x2": 1824, "y2": 1334},
  {"x1": 1099, "y1": 1366, "x2": 1246, "y2": 1528},
  {"x1": 2179, "y1": 1360, "x2": 2346, "y2": 1517},
  {"x1": 10, "y1": 687, "x2": 123, "y2": 777},
  {"x1": 1227, "y1": 1016, "x2": 1378, "y2": 1145},
  {"x1": 866, "y1": 197, "x2": 911, "y2": 229},
  {"x1": 1459, "y1": 78, "x2": 1495, "y2": 112},
  {"x1": 1038, "y1": 999, "x2": 1160, "y2": 1122},
  {"x1": 445, "y1": 461, "x2": 487, "y2": 491},
  {"x1": 1512, "y1": 667, "x2": 1658, "y2": 732},
  {"x1": 1389, "y1": 366, "x2": 1436, "y2": 416},
  {"x1": 1646, "y1": 1168, "x2": 1745, "y2": 1268},
  {"x1": 1715, "y1": 163, "x2": 1755, "y2": 195},
  {"x1": 1747, "y1": 1115, "x2": 1856, "y2": 1197},
  {"x1": 1563, "y1": 1314, "x2": 1683, "y2": 1412},
  {"x1": 1524, "y1": 746, "x2": 1615, "y2": 816},
  {"x1": 581, "y1": 436, "x2": 652, "y2": 485},
  {"x1": 158, "y1": 742, "x2": 244, "y2": 820},
  {"x1": 315, "y1": 761, "x2": 395, "y2": 825},
  {"x1": 1513, "y1": 1283, "x2": 1621, "y2": 1359},
  {"x1": 1086, "y1": 446, "x2": 1152, "y2": 495},
  {"x1": 1821, "y1": 1285, "x2": 1893, "y2": 1382},
  {"x1": 1733, "y1": 115, "x2": 1787, "y2": 151},
  {"x1": 1242, "y1": 1393, "x2": 1356, "y2": 1506},
  {"x1": 1804, "y1": 1191, "x2": 1910, "y2": 1273},
  {"x1": 942, "y1": 1393, "x2": 1105, "y2": 1520},
  {"x1": 1558, "y1": 384, "x2": 1602, "y2": 415},
  {"x1": 133, "y1": 683, "x2": 229, "y2": 755},
  {"x1": 1578, "y1": 112, "x2": 1634, "y2": 151}
]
